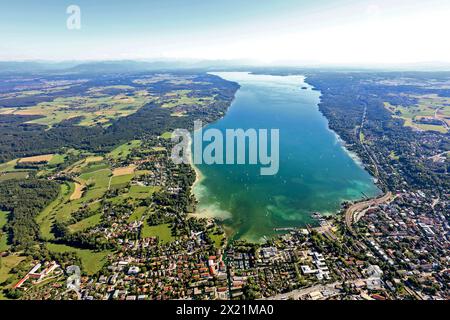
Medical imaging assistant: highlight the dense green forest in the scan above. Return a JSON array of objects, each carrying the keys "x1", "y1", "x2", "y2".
[{"x1": 0, "y1": 179, "x2": 59, "y2": 248}]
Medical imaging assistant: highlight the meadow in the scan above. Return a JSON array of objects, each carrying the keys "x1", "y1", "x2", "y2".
[
  {"x1": 0, "y1": 210, "x2": 9, "y2": 252},
  {"x1": 46, "y1": 243, "x2": 111, "y2": 275},
  {"x1": 141, "y1": 223, "x2": 174, "y2": 244},
  {"x1": 127, "y1": 206, "x2": 148, "y2": 222},
  {"x1": 0, "y1": 255, "x2": 26, "y2": 285},
  {"x1": 36, "y1": 182, "x2": 74, "y2": 240},
  {"x1": 107, "y1": 140, "x2": 141, "y2": 160},
  {"x1": 68, "y1": 213, "x2": 103, "y2": 233}
]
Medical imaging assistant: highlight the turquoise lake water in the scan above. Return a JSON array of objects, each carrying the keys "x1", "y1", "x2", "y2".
[{"x1": 193, "y1": 72, "x2": 380, "y2": 242}]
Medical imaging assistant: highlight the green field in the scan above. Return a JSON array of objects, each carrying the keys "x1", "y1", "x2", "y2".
[
  {"x1": 359, "y1": 131, "x2": 365, "y2": 143},
  {"x1": 161, "y1": 90, "x2": 214, "y2": 109},
  {"x1": 389, "y1": 151, "x2": 400, "y2": 161},
  {"x1": 48, "y1": 154, "x2": 66, "y2": 166},
  {"x1": 2, "y1": 92, "x2": 152, "y2": 128},
  {"x1": 36, "y1": 170, "x2": 109, "y2": 240},
  {"x1": 127, "y1": 206, "x2": 148, "y2": 222},
  {"x1": 68, "y1": 213, "x2": 102, "y2": 233},
  {"x1": 160, "y1": 131, "x2": 173, "y2": 139},
  {"x1": 0, "y1": 160, "x2": 19, "y2": 173},
  {"x1": 0, "y1": 210, "x2": 8, "y2": 252},
  {"x1": 36, "y1": 168, "x2": 112, "y2": 234},
  {"x1": 0, "y1": 171, "x2": 29, "y2": 182},
  {"x1": 208, "y1": 228, "x2": 225, "y2": 249},
  {"x1": 152, "y1": 146, "x2": 166, "y2": 152},
  {"x1": 0, "y1": 255, "x2": 26, "y2": 293},
  {"x1": 210, "y1": 233, "x2": 224, "y2": 249},
  {"x1": 79, "y1": 168, "x2": 112, "y2": 200},
  {"x1": 107, "y1": 140, "x2": 141, "y2": 160},
  {"x1": 385, "y1": 95, "x2": 449, "y2": 133},
  {"x1": 36, "y1": 182, "x2": 74, "y2": 240},
  {"x1": 141, "y1": 223, "x2": 174, "y2": 244},
  {"x1": 0, "y1": 234, "x2": 9, "y2": 252},
  {"x1": 110, "y1": 174, "x2": 134, "y2": 188},
  {"x1": 80, "y1": 162, "x2": 109, "y2": 174},
  {"x1": 127, "y1": 185, "x2": 160, "y2": 199},
  {"x1": 0, "y1": 210, "x2": 8, "y2": 229},
  {"x1": 46, "y1": 243, "x2": 111, "y2": 275}
]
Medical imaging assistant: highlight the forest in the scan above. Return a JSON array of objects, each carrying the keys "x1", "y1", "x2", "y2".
[{"x1": 0, "y1": 179, "x2": 59, "y2": 248}]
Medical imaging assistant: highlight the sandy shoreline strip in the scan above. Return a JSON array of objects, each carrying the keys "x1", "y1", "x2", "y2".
[
  {"x1": 187, "y1": 135, "x2": 204, "y2": 192},
  {"x1": 187, "y1": 135, "x2": 221, "y2": 221}
]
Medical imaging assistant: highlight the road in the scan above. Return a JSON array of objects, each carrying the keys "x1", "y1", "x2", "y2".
[
  {"x1": 263, "y1": 278, "x2": 374, "y2": 300},
  {"x1": 261, "y1": 282, "x2": 340, "y2": 300},
  {"x1": 346, "y1": 102, "x2": 393, "y2": 232},
  {"x1": 358, "y1": 104, "x2": 380, "y2": 180},
  {"x1": 345, "y1": 192, "x2": 393, "y2": 232}
]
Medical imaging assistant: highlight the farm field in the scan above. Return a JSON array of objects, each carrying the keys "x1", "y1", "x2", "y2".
[
  {"x1": 84, "y1": 156, "x2": 104, "y2": 164},
  {"x1": 161, "y1": 90, "x2": 214, "y2": 109},
  {"x1": 70, "y1": 181, "x2": 84, "y2": 200},
  {"x1": 0, "y1": 90, "x2": 152, "y2": 128},
  {"x1": 0, "y1": 234, "x2": 9, "y2": 252},
  {"x1": 18, "y1": 154, "x2": 54, "y2": 164},
  {"x1": 78, "y1": 168, "x2": 112, "y2": 200},
  {"x1": 384, "y1": 94, "x2": 450, "y2": 133},
  {"x1": 64, "y1": 156, "x2": 104, "y2": 175},
  {"x1": 107, "y1": 140, "x2": 141, "y2": 160},
  {"x1": 112, "y1": 165, "x2": 136, "y2": 176},
  {"x1": 48, "y1": 154, "x2": 66, "y2": 166}
]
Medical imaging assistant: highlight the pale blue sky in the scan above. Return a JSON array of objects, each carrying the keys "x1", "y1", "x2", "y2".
[{"x1": 1, "y1": 0, "x2": 449, "y2": 64}]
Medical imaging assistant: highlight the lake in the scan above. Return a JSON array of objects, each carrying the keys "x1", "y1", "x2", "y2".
[{"x1": 193, "y1": 72, "x2": 380, "y2": 242}]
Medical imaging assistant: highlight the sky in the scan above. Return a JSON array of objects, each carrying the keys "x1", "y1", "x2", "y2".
[{"x1": 1, "y1": 0, "x2": 450, "y2": 65}]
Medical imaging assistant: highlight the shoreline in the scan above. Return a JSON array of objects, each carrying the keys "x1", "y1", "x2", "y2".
[
  {"x1": 187, "y1": 130, "x2": 219, "y2": 221},
  {"x1": 187, "y1": 72, "x2": 382, "y2": 243},
  {"x1": 185, "y1": 79, "x2": 239, "y2": 221},
  {"x1": 187, "y1": 136, "x2": 204, "y2": 193}
]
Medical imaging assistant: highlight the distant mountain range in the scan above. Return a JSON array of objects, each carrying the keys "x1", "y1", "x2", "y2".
[
  {"x1": 0, "y1": 59, "x2": 254, "y2": 75},
  {"x1": 1, "y1": 59, "x2": 450, "y2": 74}
]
